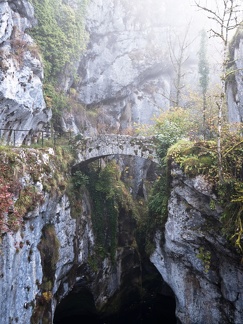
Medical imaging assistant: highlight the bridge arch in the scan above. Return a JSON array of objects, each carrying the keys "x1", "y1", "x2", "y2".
[{"x1": 72, "y1": 134, "x2": 159, "y2": 169}]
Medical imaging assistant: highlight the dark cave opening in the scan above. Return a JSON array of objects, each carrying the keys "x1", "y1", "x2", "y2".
[
  {"x1": 53, "y1": 287, "x2": 99, "y2": 324},
  {"x1": 54, "y1": 291, "x2": 176, "y2": 324},
  {"x1": 53, "y1": 262, "x2": 177, "y2": 324},
  {"x1": 99, "y1": 292, "x2": 177, "y2": 324}
]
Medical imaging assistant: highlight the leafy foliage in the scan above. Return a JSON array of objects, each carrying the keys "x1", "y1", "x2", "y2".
[
  {"x1": 72, "y1": 170, "x2": 89, "y2": 189},
  {"x1": 167, "y1": 139, "x2": 216, "y2": 177},
  {"x1": 148, "y1": 172, "x2": 169, "y2": 224},
  {"x1": 29, "y1": 0, "x2": 88, "y2": 83},
  {"x1": 153, "y1": 107, "x2": 193, "y2": 160},
  {"x1": 84, "y1": 161, "x2": 139, "y2": 262},
  {"x1": 185, "y1": 86, "x2": 227, "y2": 139},
  {"x1": 86, "y1": 162, "x2": 121, "y2": 261}
]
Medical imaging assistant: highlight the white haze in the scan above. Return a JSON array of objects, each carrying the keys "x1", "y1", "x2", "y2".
[{"x1": 159, "y1": 0, "x2": 243, "y2": 92}]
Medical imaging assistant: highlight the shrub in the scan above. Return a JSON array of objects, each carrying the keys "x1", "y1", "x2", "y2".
[
  {"x1": 72, "y1": 170, "x2": 89, "y2": 189},
  {"x1": 153, "y1": 107, "x2": 193, "y2": 161}
]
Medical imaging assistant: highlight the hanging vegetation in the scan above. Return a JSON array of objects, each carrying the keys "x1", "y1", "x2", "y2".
[{"x1": 29, "y1": 0, "x2": 89, "y2": 84}]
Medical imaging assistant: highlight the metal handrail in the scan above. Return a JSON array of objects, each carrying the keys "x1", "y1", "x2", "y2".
[{"x1": 0, "y1": 128, "x2": 73, "y2": 147}]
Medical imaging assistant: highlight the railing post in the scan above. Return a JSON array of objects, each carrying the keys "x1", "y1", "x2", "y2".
[{"x1": 42, "y1": 131, "x2": 44, "y2": 147}]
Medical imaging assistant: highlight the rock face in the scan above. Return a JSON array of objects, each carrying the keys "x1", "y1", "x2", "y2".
[
  {"x1": 1, "y1": 1, "x2": 243, "y2": 324},
  {"x1": 77, "y1": 0, "x2": 172, "y2": 133},
  {"x1": 227, "y1": 31, "x2": 243, "y2": 123},
  {"x1": 151, "y1": 164, "x2": 243, "y2": 324},
  {"x1": 0, "y1": 0, "x2": 50, "y2": 145},
  {"x1": 0, "y1": 148, "x2": 147, "y2": 324}
]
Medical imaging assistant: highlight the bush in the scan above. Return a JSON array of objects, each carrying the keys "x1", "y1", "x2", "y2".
[
  {"x1": 154, "y1": 107, "x2": 193, "y2": 160},
  {"x1": 72, "y1": 170, "x2": 89, "y2": 189}
]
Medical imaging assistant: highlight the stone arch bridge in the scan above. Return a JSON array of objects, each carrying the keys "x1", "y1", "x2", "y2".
[{"x1": 73, "y1": 134, "x2": 159, "y2": 168}]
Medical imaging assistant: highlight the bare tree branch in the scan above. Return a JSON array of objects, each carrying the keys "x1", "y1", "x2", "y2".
[
  {"x1": 194, "y1": 1, "x2": 223, "y2": 23},
  {"x1": 167, "y1": 22, "x2": 196, "y2": 106},
  {"x1": 193, "y1": 0, "x2": 243, "y2": 183}
]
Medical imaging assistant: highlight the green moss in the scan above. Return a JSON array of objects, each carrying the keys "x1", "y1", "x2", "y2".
[
  {"x1": 28, "y1": 0, "x2": 90, "y2": 131},
  {"x1": 167, "y1": 139, "x2": 217, "y2": 178},
  {"x1": 166, "y1": 134, "x2": 243, "y2": 253},
  {"x1": 15, "y1": 186, "x2": 44, "y2": 216},
  {"x1": 148, "y1": 171, "x2": 169, "y2": 224},
  {"x1": 197, "y1": 247, "x2": 211, "y2": 273},
  {"x1": 0, "y1": 146, "x2": 74, "y2": 234},
  {"x1": 38, "y1": 224, "x2": 60, "y2": 279},
  {"x1": 29, "y1": 0, "x2": 89, "y2": 83},
  {"x1": 31, "y1": 224, "x2": 59, "y2": 324},
  {"x1": 76, "y1": 160, "x2": 141, "y2": 262}
]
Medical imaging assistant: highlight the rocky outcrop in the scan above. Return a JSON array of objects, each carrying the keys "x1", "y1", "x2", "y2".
[
  {"x1": 227, "y1": 30, "x2": 243, "y2": 123},
  {"x1": 0, "y1": 0, "x2": 50, "y2": 145},
  {"x1": 76, "y1": 0, "x2": 172, "y2": 133},
  {"x1": 151, "y1": 164, "x2": 243, "y2": 324},
  {"x1": 0, "y1": 148, "x2": 147, "y2": 323},
  {"x1": 2, "y1": 2, "x2": 243, "y2": 324}
]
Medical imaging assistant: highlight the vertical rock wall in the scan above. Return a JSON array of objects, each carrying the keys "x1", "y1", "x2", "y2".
[
  {"x1": 77, "y1": 0, "x2": 172, "y2": 134},
  {"x1": 0, "y1": 0, "x2": 50, "y2": 145},
  {"x1": 151, "y1": 165, "x2": 243, "y2": 324},
  {"x1": 227, "y1": 31, "x2": 243, "y2": 123},
  {"x1": 0, "y1": 148, "x2": 146, "y2": 323}
]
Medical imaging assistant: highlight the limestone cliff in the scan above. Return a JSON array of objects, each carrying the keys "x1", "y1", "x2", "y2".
[
  {"x1": 151, "y1": 164, "x2": 243, "y2": 324},
  {"x1": 0, "y1": 147, "x2": 155, "y2": 324},
  {"x1": 1, "y1": 1, "x2": 243, "y2": 324},
  {"x1": 75, "y1": 0, "x2": 172, "y2": 134},
  {"x1": 227, "y1": 29, "x2": 243, "y2": 123},
  {"x1": 0, "y1": 0, "x2": 51, "y2": 145}
]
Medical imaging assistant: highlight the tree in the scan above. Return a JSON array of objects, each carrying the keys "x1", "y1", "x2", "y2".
[
  {"x1": 198, "y1": 29, "x2": 209, "y2": 139},
  {"x1": 194, "y1": 0, "x2": 243, "y2": 182},
  {"x1": 154, "y1": 107, "x2": 193, "y2": 159},
  {"x1": 168, "y1": 23, "x2": 196, "y2": 107}
]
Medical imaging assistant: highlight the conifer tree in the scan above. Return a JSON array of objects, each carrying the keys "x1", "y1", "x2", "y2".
[{"x1": 198, "y1": 29, "x2": 209, "y2": 139}]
